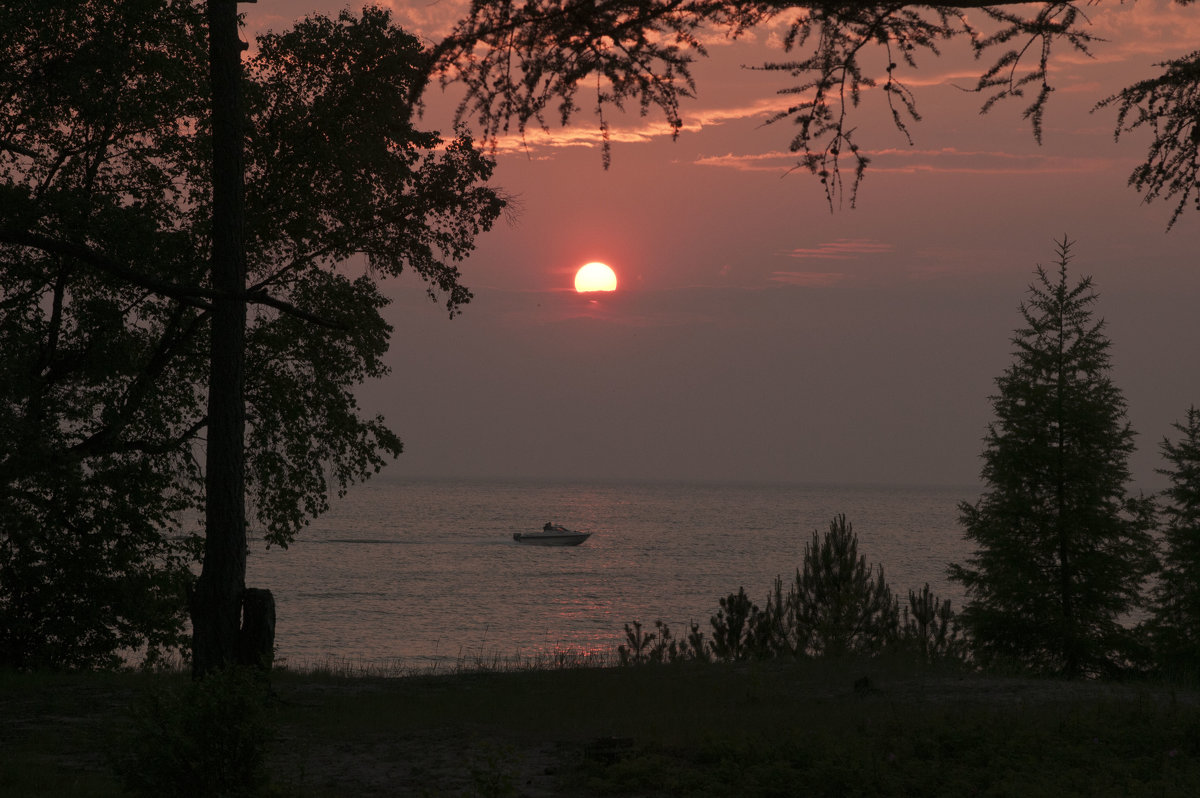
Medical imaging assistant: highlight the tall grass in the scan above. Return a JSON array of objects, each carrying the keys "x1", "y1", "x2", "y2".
[{"x1": 276, "y1": 644, "x2": 618, "y2": 679}]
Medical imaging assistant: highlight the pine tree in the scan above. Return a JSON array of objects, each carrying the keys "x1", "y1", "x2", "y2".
[
  {"x1": 790, "y1": 514, "x2": 898, "y2": 658},
  {"x1": 949, "y1": 239, "x2": 1156, "y2": 677},
  {"x1": 1149, "y1": 407, "x2": 1200, "y2": 676}
]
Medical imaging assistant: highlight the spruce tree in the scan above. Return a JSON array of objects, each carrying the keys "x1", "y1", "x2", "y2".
[
  {"x1": 1149, "y1": 407, "x2": 1200, "y2": 676},
  {"x1": 949, "y1": 239, "x2": 1156, "y2": 677}
]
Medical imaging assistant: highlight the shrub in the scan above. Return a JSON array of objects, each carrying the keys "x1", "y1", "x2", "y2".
[{"x1": 115, "y1": 666, "x2": 275, "y2": 797}]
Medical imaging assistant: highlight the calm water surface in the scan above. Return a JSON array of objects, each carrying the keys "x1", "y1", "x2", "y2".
[{"x1": 246, "y1": 477, "x2": 978, "y2": 668}]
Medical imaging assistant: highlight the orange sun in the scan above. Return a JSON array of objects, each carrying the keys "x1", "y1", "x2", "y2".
[{"x1": 574, "y1": 262, "x2": 618, "y2": 293}]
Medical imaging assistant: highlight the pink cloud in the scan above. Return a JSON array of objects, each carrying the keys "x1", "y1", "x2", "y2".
[
  {"x1": 696, "y1": 147, "x2": 1125, "y2": 176},
  {"x1": 768, "y1": 271, "x2": 850, "y2": 286},
  {"x1": 784, "y1": 239, "x2": 895, "y2": 260},
  {"x1": 487, "y1": 96, "x2": 795, "y2": 155}
]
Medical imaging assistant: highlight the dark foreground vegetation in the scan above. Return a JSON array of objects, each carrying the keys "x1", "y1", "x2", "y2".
[{"x1": 4, "y1": 659, "x2": 1200, "y2": 798}]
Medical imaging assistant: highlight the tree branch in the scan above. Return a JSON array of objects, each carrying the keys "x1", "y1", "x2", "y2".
[{"x1": 0, "y1": 228, "x2": 349, "y2": 329}]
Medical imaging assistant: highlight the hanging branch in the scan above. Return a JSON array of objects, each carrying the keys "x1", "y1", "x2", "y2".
[
  {"x1": 1097, "y1": 50, "x2": 1200, "y2": 230},
  {"x1": 427, "y1": 1, "x2": 1100, "y2": 210}
]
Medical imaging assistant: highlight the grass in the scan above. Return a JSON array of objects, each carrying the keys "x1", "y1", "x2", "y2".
[{"x1": 3, "y1": 657, "x2": 1200, "y2": 796}]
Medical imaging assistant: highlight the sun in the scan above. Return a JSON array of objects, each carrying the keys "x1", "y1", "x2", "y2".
[{"x1": 574, "y1": 261, "x2": 618, "y2": 293}]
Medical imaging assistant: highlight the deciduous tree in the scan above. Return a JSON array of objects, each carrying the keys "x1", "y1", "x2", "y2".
[
  {"x1": 0, "y1": 3, "x2": 502, "y2": 669},
  {"x1": 949, "y1": 239, "x2": 1156, "y2": 677}
]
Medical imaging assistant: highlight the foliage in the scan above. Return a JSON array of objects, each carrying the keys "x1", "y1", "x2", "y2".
[
  {"x1": 467, "y1": 741, "x2": 520, "y2": 798},
  {"x1": 0, "y1": 3, "x2": 502, "y2": 667},
  {"x1": 1098, "y1": 50, "x2": 1200, "y2": 229},
  {"x1": 1148, "y1": 406, "x2": 1200, "y2": 677},
  {"x1": 571, "y1": 683, "x2": 1200, "y2": 798},
  {"x1": 899, "y1": 583, "x2": 965, "y2": 664},
  {"x1": 621, "y1": 515, "x2": 912, "y2": 664},
  {"x1": 949, "y1": 239, "x2": 1157, "y2": 678},
  {"x1": 617, "y1": 620, "x2": 659, "y2": 666},
  {"x1": 0, "y1": 460, "x2": 191, "y2": 670},
  {"x1": 789, "y1": 514, "x2": 899, "y2": 657},
  {"x1": 709, "y1": 586, "x2": 771, "y2": 661},
  {"x1": 433, "y1": 1, "x2": 757, "y2": 170},
  {"x1": 435, "y1": 1, "x2": 1130, "y2": 210},
  {"x1": 0, "y1": 0, "x2": 209, "y2": 670},
  {"x1": 618, "y1": 619, "x2": 709, "y2": 665},
  {"x1": 115, "y1": 667, "x2": 275, "y2": 798},
  {"x1": 433, "y1": 1, "x2": 1200, "y2": 223}
]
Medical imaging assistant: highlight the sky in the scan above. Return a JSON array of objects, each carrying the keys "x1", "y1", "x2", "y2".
[{"x1": 244, "y1": 1, "x2": 1200, "y2": 489}]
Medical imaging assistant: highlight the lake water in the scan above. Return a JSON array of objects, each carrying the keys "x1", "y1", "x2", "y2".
[{"x1": 246, "y1": 477, "x2": 979, "y2": 670}]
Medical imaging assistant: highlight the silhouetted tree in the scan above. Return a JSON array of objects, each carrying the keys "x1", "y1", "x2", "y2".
[
  {"x1": 789, "y1": 514, "x2": 899, "y2": 657},
  {"x1": 949, "y1": 239, "x2": 1156, "y2": 677},
  {"x1": 1148, "y1": 407, "x2": 1200, "y2": 676},
  {"x1": 0, "y1": 4, "x2": 501, "y2": 669},
  {"x1": 709, "y1": 587, "x2": 770, "y2": 660},
  {"x1": 899, "y1": 584, "x2": 964, "y2": 664}
]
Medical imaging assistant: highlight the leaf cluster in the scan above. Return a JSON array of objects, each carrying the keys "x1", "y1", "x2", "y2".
[{"x1": 0, "y1": 459, "x2": 193, "y2": 669}]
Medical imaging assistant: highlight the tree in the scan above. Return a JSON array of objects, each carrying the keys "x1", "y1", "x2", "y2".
[
  {"x1": 431, "y1": 0, "x2": 1200, "y2": 222},
  {"x1": 1148, "y1": 407, "x2": 1200, "y2": 676},
  {"x1": 788, "y1": 514, "x2": 898, "y2": 657},
  {"x1": 0, "y1": 4, "x2": 502, "y2": 669},
  {"x1": 899, "y1": 584, "x2": 964, "y2": 664},
  {"x1": 949, "y1": 239, "x2": 1156, "y2": 677},
  {"x1": 709, "y1": 586, "x2": 770, "y2": 660},
  {"x1": 195, "y1": 0, "x2": 253, "y2": 680}
]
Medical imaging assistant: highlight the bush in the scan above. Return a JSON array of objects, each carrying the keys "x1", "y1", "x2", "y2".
[{"x1": 115, "y1": 666, "x2": 275, "y2": 797}]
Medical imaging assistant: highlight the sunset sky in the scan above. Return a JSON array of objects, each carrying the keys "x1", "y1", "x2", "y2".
[{"x1": 246, "y1": 1, "x2": 1200, "y2": 489}]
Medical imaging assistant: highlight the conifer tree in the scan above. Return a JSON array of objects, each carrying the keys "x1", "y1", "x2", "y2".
[
  {"x1": 790, "y1": 514, "x2": 898, "y2": 657},
  {"x1": 1149, "y1": 407, "x2": 1200, "y2": 676},
  {"x1": 949, "y1": 239, "x2": 1156, "y2": 677}
]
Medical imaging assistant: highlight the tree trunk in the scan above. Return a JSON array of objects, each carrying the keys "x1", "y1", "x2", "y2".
[
  {"x1": 238, "y1": 588, "x2": 276, "y2": 669},
  {"x1": 191, "y1": 0, "x2": 249, "y2": 678}
]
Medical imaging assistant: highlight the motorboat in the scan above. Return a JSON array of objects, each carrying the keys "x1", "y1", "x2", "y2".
[{"x1": 513, "y1": 523, "x2": 592, "y2": 546}]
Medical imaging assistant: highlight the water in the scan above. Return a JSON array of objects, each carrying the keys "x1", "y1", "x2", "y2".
[{"x1": 246, "y1": 477, "x2": 979, "y2": 669}]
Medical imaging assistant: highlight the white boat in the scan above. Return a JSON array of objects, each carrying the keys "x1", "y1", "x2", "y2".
[{"x1": 512, "y1": 523, "x2": 592, "y2": 546}]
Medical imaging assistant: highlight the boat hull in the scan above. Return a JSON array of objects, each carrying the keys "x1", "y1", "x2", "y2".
[{"x1": 512, "y1": 531, "x2": 591, "y2": 546}]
